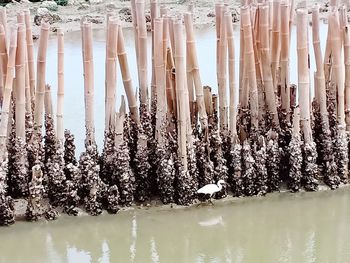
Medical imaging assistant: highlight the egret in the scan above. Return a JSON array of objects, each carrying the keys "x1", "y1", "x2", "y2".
[{"x1": 197, "y1": 180, "x2": 226, "y2": 203}]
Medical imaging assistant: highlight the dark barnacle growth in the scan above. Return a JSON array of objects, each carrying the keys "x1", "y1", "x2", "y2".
[
  {"x1": 253, "y1": 136, "x2": 268, "y2": 196},
  {"x1": 288, "y1": 134, "x2": 303, "y2": 192},
  {"x1": 44, "y1": 114, "x2": 66, "y2": 207},
  {"x1": 64, "y1": 129, "x2": 77, "y2": 167},
  {"x1": 302, "y1": 142, "x2": 319, "y2": 191},
  {"x1": 156, "y1": 132, "x2": 176, "y2": 204},
  {"x1": 227, "y1": 137, "x2": 243, "y2": 197},
  {"x1": 103, "y1": 185, "x2": 120, "y2": 214},
  {"x1": 25, "y1": 112, "x2": 34, "y2": 144},
  {"x1": 242, "y1": 140, "x2": 256, "y2": 196},
  {"x1": 266, "y1": 131, "x2": 281, "y2": 192},
  {"x1": 100, "y1": 130, "x2": 115, "y2": 184},
  {"x1": 175, "y1": 165, "x2": 195, "y2": 206},
  {"x1": 334, "y1": 127, "x2": 349, "y2": 184},
  {"x1": 278, "y1": 110, "x2": 292, "y2": 182},
  {"x1": 26, "y1": 165, "x2": 45, "y2": 221},
  {"x1": 114, "y1": 119, "x2": 135, "y2": 206},
  {"x1": 79, "y1": 140, "x2": 105, "y2": 216},
  {"x1": 127, "y1": 115, "x2": 138, "y2": 172},
  {"x1": 195, "y1": 134, "x2": 214, "y2": 188},
  {"x1": 0, "y1": 161, "x2": 15, "y2": 226},
  {"x1": 187, "y1": 139, "x2": 199, "y2": 199}
]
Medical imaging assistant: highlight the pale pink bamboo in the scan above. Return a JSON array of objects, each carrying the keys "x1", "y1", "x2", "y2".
[
  {"x1": 44, "y1": 84, "x2": 53, "y2": 116},
  {"x1": 24, "y1": 10, "x2": 35, "y2": 101},
  {"x1": 271, "y1": 0, "x2": 281, "y2": 92},
  {"x1": 341, "y1": 6, "x2": 350, "y2": 130},
  {"x1": 0, "y1": 25, "x2": 7, "y2": 107},
  {"x1": 57, "y1": 28, "x2": 64, "y2": 142},
  {"x1": 150, "y1": 0, "x2": 158, "y2": 110}
]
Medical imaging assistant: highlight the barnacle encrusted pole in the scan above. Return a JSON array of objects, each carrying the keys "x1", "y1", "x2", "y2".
[
  {"x1": 24, "y1": 10, "x2": 35, "y2": 102},
  {"x1": 184, "y1": 12, "x2": 208, "y2": 131},
  {"x1": 329, "y1": 8, "x2": 349, "y2": 183},
  {"x1": 288, "y1": 107, "x2": 302, "y2": 191},
  {"x1": 259, "y1": 4, "x2": 279, "y2": 129},
  {"x1": 296, "y1": 9, "x2": 318, "y2": 191},
  {"x1": 34, "y1": 22, "x2": 50, "y2": 132},
  {"x1": 105, "y1": 18, "x2": 118, "y2": 132},
  {"x1": 0, "y1": 25, "x2": 17, "y2": 177},
  {"x1": 56, "y1": 28, "x2": 64, "y2": 143},
  {"x1": 312, "y1": 5, "x2": 339, "y2": 188},
  {"x1": 117, "y1": 25, "x2": 139, "y2": 123}
]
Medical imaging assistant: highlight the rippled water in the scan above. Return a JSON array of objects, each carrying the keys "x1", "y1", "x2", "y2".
[{"x1": 1, "y1": 188, "x2": 350, "y2": 263}]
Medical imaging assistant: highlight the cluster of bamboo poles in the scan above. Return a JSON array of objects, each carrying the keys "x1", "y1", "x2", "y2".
[{"x1": 1, "y1": 0, "x2": 350, "y2": 226}]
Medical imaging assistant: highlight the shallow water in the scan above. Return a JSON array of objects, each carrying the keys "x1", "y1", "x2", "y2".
[
  {"x1": 35, "y1": 23, "x2": 327, "y2": 153},
  {"x1": 1, "y1": 188, "x2": 350, "y2": 263}
]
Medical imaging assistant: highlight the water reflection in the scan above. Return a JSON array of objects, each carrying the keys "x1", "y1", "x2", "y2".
[{"x1": 1, "y1": 189, "x2": 350, "y2": 262}]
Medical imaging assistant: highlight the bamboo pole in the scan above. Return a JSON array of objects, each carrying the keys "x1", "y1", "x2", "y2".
[
  {"x1": 0, "y1": 25, "x2": 17, "y2": 161},
  {"x1": 215, "y1": 2, "x2": 223, "y2": 100},
  {"x1": 242, "y1": 6, "x2": 259, "y2": 131},
  {"x1": 130, "y1": 0, "x2": 140, "y2": 89},
  {"x1": 135, "y1": 0, "x2": 149, "y2": 106},
  {"x1": 184, "y1": 12, "x2": 208, "y2": 131},
  {"x1": 292, "y1": 106, "x2": 300, "y2": 136},
  {"x1": 44, "y1": 84, "x2": 53, "y2": 116},
  {"x1": 154, "y1": 18, "x2": 167, "y2": 142},
  {"x1": 271, "y1": 0, "x2": 281, "y2": 92},
  {"x1": 57, "y1": 28, "x2": 64, "y2": 142},
  {"x1": 117, "y1": 25, "x2": 139, "y2": 124},
  {"x1": 115, "y1": 96, "x2": 126, "y2": 148},
  {"x1": 342, "y1": 6, "x2": 350, "y2": 131},
  {"x1": 0, "y1": 7, "x2": 7, "y2": 46},
  {"x1": 239, "y1": 16, "x2": 244, "y2": 103},
  {"x1": 225, "y1": 11, "x2": 237, "y2": 137},
  {"x1": 312, "y1": 5, "x2": 329, "y2": 131},
  {"x1": 150, "y1": 0, "x2": 158, "y2": 109},
  {"x1": 166, "y1": 47, "x2": 177, "y2": 116},
  {"x1": 15, "y1": 23, "x2": 26, "y2": 140},
  {"x1": 34, "y1": 22, "x2": 50, "y2": 130},
  {"x1": 82, "y1": 22, "x2": 95, "y2": 143},
  {"x1": 105, "y1": 18, "x2": 118, "y2": 131},
  {"x1": 289, "y1": 0, "x2": 295, "y2": 45},
  {"x1": 280, "y1": 1, "x2": 290, "y2": 122},
  {"x1": 0, "y1": 24, "x2": 7, "y2": 108},
  {"x1": 174, "y1": 19, "x2": 188, "y2": 171},
  {"x1": 24, "y1": 10, "x2": 35, "y2": 102},
  {"x1": 329, "y1": 9, "x2": 345, "y2": 128},
  {"x1": 296, "y1": 9, "x2": 312, "y2": 143}
]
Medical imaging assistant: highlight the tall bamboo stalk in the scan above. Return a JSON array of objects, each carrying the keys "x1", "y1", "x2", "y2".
[
  {"x1": 15, "y1": 23, "x2": 26, "y2": 140},
  {"x1": 225, "y1": 11, "x2": 237, "y2": 137},
  {"x1": 82, "y1": 22, "x2": 95, "y2": 143},
  {"x1": 24, "y1": 10, "x2": 35, "y2": 102},
  {"x1": 105, "y1": 18, "x2": 118, "y2": 131},
  {"x1": 312, "y1": 5, "x2": 329, "y2": 131},
  {"x1": 215, "y1": 2, "x2": 223, "y2": 103},
  {"x1": 0, "y1": 25, "x2": 17, "y2": 161},
  {"x1": 174, "y1": 19, "x2": 188, "y2": 171},
  {"x1": 57, "y1": 28, "x2": 64, "y2": 142},
  {"x1": 271, "y1": 0, "x2": 281, "y2": 92},
  {"x1": 0, "y1": 7, "x2": 7, "y2": 46},
  {"x1": 117, "y1": 25, "x2": 139, "y2": 124},
  {"x1": 297, "y1": 9, "x2": 312, "y2": 143},
  {"x1": 44, "y1": 84, "x2": 53, "y2": 116},
  {"x1": 242, "y1": 6, "x2": 259, "y2": 131},
  {"x1": 342, "y1": 6, "x2": 350, "y2": 130},
  {"x1": 154, "y1": 18, "x2": 167, "y2": 142},
  {"x1": 34, "y1": 22, "x2": 50, "y2": 131},
  {"x1": 280, "y1": 1, "x2": 290, "y2": 122},
  {"x1": 184, "y1": 12, "x2": 208, "y2": 131},
  {"x1": 135, "y1": 0, "x2": 149, "y2": 106},
  {"x1": 150, "y1": 0, "x2": 158, "y2": 109},
  {"x1": 0, "y1": 24, "x2": 7, "y2": 108}
]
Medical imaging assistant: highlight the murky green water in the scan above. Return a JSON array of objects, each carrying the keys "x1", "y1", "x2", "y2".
[{"x1": 1, "y1": 188, "x2": 350, "y2": 263}]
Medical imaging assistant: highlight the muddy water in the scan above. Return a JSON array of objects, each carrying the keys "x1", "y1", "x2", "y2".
[
  {"x1": 1, "y1": 188, "x2": 350, "y2": 262},
  {"x1": 37, "y1": 24, "x2": 327, "y2": 153}
]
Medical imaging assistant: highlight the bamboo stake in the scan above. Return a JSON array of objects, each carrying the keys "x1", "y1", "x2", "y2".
[
  {"x1": 105, "y1": 18, "x2": 118, "y2": 131},
  {"x1": 242, "y1": 6, "x2": 259, "y2": 132},
  {"x1": 154, "y1": 18, "x2": 167, "y2": 142},
  {"x1": 324, "y1": 10, "x2": 333, "y2": 84},
  {"x1": 57, "y1": 28, "x2": 64, "y2": 142},
  {"x1": 44, "y1": 84, "x2": 53, "y2": 116},
  {"x1": 15, "y1": 23, "x2": 26, "y2": 140},
  {"x1": 239, "y1": 16, "x2": 244, "y2": 103},
  {"x1": 174, "y1": 19, "x2": 188, "y2": 171},
  {"x1": 312, "y1": 5, "x2": 329, "y2": 131},
  {"x1": 292, "y1": 106, "x2": 300, "y2": 136},
  {"x1": 34, "y1": 22, "x2": 50, "y2": 131},
  {"x1": 82, "y1": 22, "x2": 95, "y2": 143},
  {"x1": 166, "y1": 47, "x2": 177, "y2": 116},
  {"x1": 135, "y1": 0, "x2": 149, "y2": 106},
  {"x1": 271, "y1": 0, "x2": 281, "y2": 92},
  {"x1": 329, "y1": 9, "x2": 345, "y2": 127},
  {"x1": 184, "y1": 12, "x2": 208, "y2": 131},
  {"x1": 0, "y1": 7, "x2": 7, "y2": 46},
  {"x1": 115, "y1": 96, "x2": 126, "y2": 148},
  {"x1": 0, "y1": 24, "x2": 7, "y2": 108},
  {"x1": 150, "y1": 0, "x2": 158, "y2": 110},
  {"x1": 0, "y1": 25, "x2": 17, "y2": 161},
  {"x1": 342, "y1": 6, "x2": 350, "y2": 130},
  {"x1": 215, "y1": 2, "x2": 223, "y2": 99},
  {"x1": 25, "y1": 44, "x2": 31, "y2": 115},
  {"x1": 289, "y1": 0, "x2": 295, "y2": 45},
  {"x1": 260, "y1": 4, "x2": 279, "y2": 128},
  {"x1": 225, "y1": 11, "x2": 237, "y2": 137},
  {"x1": 130, "y1": 0, "x2": 140, "y2": 89},
  {"x1": 24, "y1": 10, "x2": 35, "y2": 102},
  {"x1": 296, "y1": 9, "x2": 312, "y2": 143},
  {"x1": 117, "y1": 25, "x2": 139, "y2": 124},
  {"x1": 280, "y1": 1, "x2": 290, "y2": 122}
]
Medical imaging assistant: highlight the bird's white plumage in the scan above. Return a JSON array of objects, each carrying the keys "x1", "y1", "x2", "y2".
[{"x1": 197, "y1": 180, "x2": 225, "y2": 197}]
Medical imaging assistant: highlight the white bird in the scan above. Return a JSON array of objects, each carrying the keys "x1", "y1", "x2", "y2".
[{"x1": 197, "y1": 180, "x2": 226, "y2": 202}]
